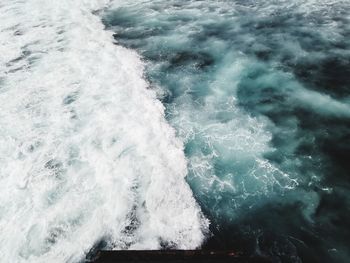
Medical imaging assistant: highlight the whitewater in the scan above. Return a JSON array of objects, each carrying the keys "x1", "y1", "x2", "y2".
[{"x1": 0, "y1": 0, "x2": 208, "y2": 262}]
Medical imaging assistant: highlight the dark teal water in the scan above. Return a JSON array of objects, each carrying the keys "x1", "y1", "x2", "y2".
[{"x1": 103, "y1": 1, "x2": 350, "y2": 262}]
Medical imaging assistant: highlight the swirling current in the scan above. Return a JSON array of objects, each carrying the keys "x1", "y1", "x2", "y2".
[{"x1": 102, "y1": 0, "x2": 350, "y2": 262}]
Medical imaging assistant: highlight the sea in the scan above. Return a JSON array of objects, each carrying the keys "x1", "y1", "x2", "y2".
[{"x1": 0, "y1": 0, "x2": 349, "y2": 262}]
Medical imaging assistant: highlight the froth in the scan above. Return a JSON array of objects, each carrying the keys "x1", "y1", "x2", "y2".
[{"x1": 0, "y1": 0, "x2": 208, "y2": 262}]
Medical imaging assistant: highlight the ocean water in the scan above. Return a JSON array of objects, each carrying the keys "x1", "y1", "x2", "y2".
[
  {"x1": 0, "y1": 0, "x2": 349, "y2": 262},
  {"x1": 102, "y1": 0, "x2": 350, "y2": 262}
]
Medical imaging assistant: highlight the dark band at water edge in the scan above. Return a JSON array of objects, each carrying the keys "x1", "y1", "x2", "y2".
[{"x1": 90, "y1": 250, "x2": 271, "y2": 263}]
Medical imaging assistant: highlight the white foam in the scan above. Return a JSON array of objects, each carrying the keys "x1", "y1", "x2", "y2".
[
  {"x1": 0, "y1": 0, "x2": 208, "y2": 262},
  {"x1": 293, "y1": 87, "x2": 350, "y2": 118}
]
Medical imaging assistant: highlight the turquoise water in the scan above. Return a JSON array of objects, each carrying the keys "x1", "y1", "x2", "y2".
[{"x1": 103, "y1": 0, "x2": 350, "y2": 262}]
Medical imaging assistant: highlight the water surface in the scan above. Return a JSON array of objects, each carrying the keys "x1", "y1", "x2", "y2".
[{"x1": 103, "y1": 0, "x2": 350, "y2": 262}]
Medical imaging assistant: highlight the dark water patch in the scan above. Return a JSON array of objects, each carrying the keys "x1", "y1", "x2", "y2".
[
  {"x1": 159, "y1": 240, "x2": 178, "y2": 250},
  {"x1": 292, "y1": 56, "x2": 350, "y2": 98},
  {"x1": 63, "y1": 92, "x2": 79, "y2": 105},
  {"x1": 44, "y1": 159, "x2": 67, "y2": 180},
  {"x1": 169, "y1": 51, "x2": 214, "y2": 69},
  {"x1": 84, "y1": 239, "x2": 111, "y2": 263},
  {"x1": 203, "y1": 194, "x2": 350, "y2": 263},
  {"x1": 122, "y1": 205, "x2": 140, "y2": 236},
  {"x1": 6, "y1": 50, "x2": 31, "y2": 65},
  {"x1": 45, "y1": 159, "x2": 63, "y2": 171},
  {"x1": 46, "y1": 226, "x2": 67, "y2": 246}
]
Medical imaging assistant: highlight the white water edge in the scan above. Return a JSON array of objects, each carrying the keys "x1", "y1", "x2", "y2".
[{"x1": 0, "y1": 0, "x2": 209, "y2": 262}]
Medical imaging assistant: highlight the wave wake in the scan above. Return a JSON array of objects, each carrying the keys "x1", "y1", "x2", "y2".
[{"x1": 0, "y1": 0, "x2": 208, "y2": 262}]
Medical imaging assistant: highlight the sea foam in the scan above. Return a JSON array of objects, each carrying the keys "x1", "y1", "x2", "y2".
[{"x1": 0, "y1": 0, "x2": 208, "y2": 262}]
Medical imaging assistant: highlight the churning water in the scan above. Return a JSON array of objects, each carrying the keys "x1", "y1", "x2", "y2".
[
  {"x1": 102, "y1": 0, "x2": 350, "y2": 262},
  {"x1": 1, "y1": 0, "x2": 349, "y2": 262}
]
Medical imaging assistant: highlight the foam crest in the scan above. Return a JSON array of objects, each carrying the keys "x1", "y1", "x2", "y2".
[{"x1": 0, "y1": 0, "x2": 208, "y2": 262}]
